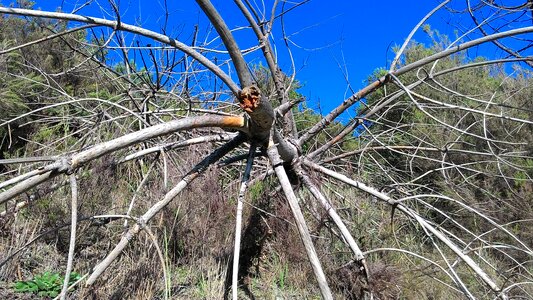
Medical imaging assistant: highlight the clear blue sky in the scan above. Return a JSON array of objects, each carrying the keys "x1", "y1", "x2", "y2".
[{"x1": 8, "y1": 0, "x2": 454, "y2": 116}]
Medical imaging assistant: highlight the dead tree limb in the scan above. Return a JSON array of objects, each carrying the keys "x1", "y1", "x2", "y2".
[
  {"x1": 303, "y1": 159, "x2": 504, "y2": 298},
  {"x1": 86, "y1": 133, "x2": 246, "y2": 285},
  {"x1": 0, "y1": 115, "x2": 247, "y2": 204},
  {"x1": 299, "y1": 170, "x2": 369, "y2": 281},
  {"x1": 231, "y1": 144, "x2": 256, "y2": 300},
  {"x1": 267, "y1": 143, "x2": 333, "y2": 299}
]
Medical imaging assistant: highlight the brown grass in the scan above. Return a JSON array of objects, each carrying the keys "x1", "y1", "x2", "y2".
[{"x1": 2, "y1": 144, "x2": 528, "y2": 299}]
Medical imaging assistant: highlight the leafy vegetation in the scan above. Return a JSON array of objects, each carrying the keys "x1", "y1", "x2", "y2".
[{"x1": 14, "y1": 271, "x2": 81, "y2": 298}]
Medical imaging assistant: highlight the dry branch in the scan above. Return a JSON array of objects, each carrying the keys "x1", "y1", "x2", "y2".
[
  {"x1": 196, "y1": 0, "x2": 276, "y2": 144},
  {"x1": 231, "y1": 144, "x2": 256, "y2": 300},
  {"x1": 299, "y1": 25, "x2": 533, "y2": 145},
  {"x1": 0, "y1": 6, "x2": 241, "y2": 95},
  {"x1": 86, "y1": 134, "x2": 246, "y2": 285},
  {"x1": 234, "y1": 0, "x2": 299, "y2": 136},
  {"x1": 0, "y1": 115, "x2": 246, "y2": 204},
  {"x1": 267, "y1": 143, "x2": 333, "y2": 299},
  {"x1": 0, "y1": 2, "x2": 531, "y2": 298},
  {"x1": 59, "y1": 174, "x2": 78, "y2": 300},
  {"x1": 303, "y1": 159, "x2": 504, "y2": 297},
  {"x1": 300, "y1": 171, "x2": 369, "y2": 281}
]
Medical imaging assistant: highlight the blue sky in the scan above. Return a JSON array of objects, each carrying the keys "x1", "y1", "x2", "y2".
[{"x1": 9, "y1": 0, "x2": 456, "y2": 116}]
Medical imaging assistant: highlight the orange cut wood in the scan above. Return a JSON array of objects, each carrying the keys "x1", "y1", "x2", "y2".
[
  {"x1": 238, "y1": 85, "x2": 261, "y2": 113},
  {"x1": 220, "y1": 116, "x2": 245, "y2": 128}
]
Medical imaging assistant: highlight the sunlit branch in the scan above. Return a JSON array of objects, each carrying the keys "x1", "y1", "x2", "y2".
[
  {"x1": 59, "y1": 174, "x2": 78, "y2": 300},
  {"x1": 0, "y1": 6, "x2": 241, "y2": 95},
  {"x1": 299, "y1": 25, "x2": 533, "y2": 146},
  {"x1": 86, "y1": 133, "x2": 246, "y2": 285},
  {"x1": 195, "y1": 0, "x2": 253, "y2": 87},
  {"x1": 389, "y1": 0, "x2": 451, "y2": 72},
  {"x1": 0, "y1": 115, "x2": 247, "y2": 204},
  {"x1": 299, "y1": 170, "x2": 369, "y2": 281},
  {"x1": 267, "y1": 142, "x2": 333, "y2": 299},
  {"x1": 303, "y1": 159, "x2": 504, "y2": 296},
  {"x1": 231, "y1": 144, "x2": 256, "y2": 300}
]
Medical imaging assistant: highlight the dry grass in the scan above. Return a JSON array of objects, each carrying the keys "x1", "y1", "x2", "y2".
[{"x1": 1, "y1": 145, "x2": 531, "y2": 299}]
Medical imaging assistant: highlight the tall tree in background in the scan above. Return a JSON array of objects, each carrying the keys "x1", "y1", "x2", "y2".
[{"x1": 0, "y1": 1, "x2": 532, "y2": 299}]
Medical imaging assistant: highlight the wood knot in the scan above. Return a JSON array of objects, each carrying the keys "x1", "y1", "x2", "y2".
[{"x1": 238, "y1": 85, "x2": 261, "y2": 113}]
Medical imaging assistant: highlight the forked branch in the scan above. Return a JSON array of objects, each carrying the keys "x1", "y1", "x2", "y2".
[{"x1": 303, "y1": 159, "x2": 504, "y2": 297}]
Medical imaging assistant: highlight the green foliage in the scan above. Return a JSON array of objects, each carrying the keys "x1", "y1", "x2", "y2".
[
  {"x1": 14, "y1": 271, "x2": 81, "y2": 298},
  {"x1": 249, "y1": 181, "x2": 264, "y2": 200},
  {"x1": 514, "y1": 171, "x2": 528, "y2": 188},
  {"x1": 294, "y1": 104, "x2": 346, "y2": 153}
]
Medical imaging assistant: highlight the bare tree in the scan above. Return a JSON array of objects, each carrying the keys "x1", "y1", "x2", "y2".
[{"x1": 0, "y1": 1, "x2": 532, "y2": 299}]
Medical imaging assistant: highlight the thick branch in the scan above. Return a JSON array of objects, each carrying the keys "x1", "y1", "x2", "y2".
[
  {"x1": 234, "y1": 0, "x2": 299, "y2": 137},
  {"x1": 238, "y1": 85, "x2": 274, "y2": 143},
  {"x1": 0, "y1": 115, "x2": 246, "y2": 204},
  {"x1": 299, "y1": 25, "x2": 533, "y2": 146},
  {"x1": 300, "y1": 170, "x2": 369, "y2": 281},
  {"x1": 195, "y1": 0, "x2": 253, "y2": 87},
  {"x1": 232, "y1": 144, "x2": 256, "y2": 300},
  {"x1": 267, "y1": 143, "x2": 333, "y2": 299},
  {"x1": 194, "y1": 1, "x2": 277, "y2": 143},
  {"x1": 86, "y1": 134, "x2": 246, "y2": 285},
  {"x1": 298, "y1": 78, "x2": 386, "y2": 146},
  {"x1": 60, "y1": 174, "x2": 78, "y2": 300},
  {"x1": 389, "y1": 0, "x2": 451, "y2": 72},
  {"x1": 303, "y1": 159, "x2": 502, "y2": 295}
]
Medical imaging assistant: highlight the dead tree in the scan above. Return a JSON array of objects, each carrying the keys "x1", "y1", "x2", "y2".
[{"x1": 0, "y1": 1, "x2": 532, "y2": 299}]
